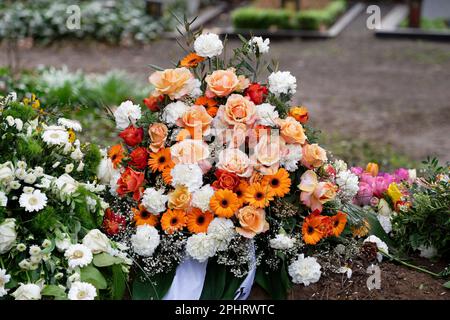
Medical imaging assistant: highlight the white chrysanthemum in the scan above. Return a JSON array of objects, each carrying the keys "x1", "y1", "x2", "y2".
[
  {"x1": 269, "y1": 234, "x2": 295, "y2": 250},
  {"x1": 64, "y1": 244, "x2": 93, "y2": 269},
  {"x1": 207, "y1": 217, "x2": 236, "y2": 251},
  {"x1": 65, "y1": 164, "x2": 74, "y2": 173},
  {"x1": 364, "y1": 235, "x2": 389, "y2": 262},
  {"x1": 11, "y1": 283, "x2": 41, "y2": 300},
  {"x1": 55, "y1": 174, "x2": 79, "y2": 195},
  {"x1": 42, "y1": 127, "x2": 69, "y2": 146},
  {"x1": 19, "y1": 189, "x2": 47, "y2": 212},
  {"x1": 68, "y1": 281, "x2": 97, "y2": 300},
  {"x1": 280, "y1": 144, "x2": 302, "y2": 172},
  {"x1": 377, "y1": 215, "x2": 392, "y2": 234},
  {"x1": 162, "y1": 101, "x2": 189, "y2": 126},
  {"x1": 194, "y1": 33, "x2": 223, "y2": 58},
  {"x1": 268, "y1": 71, "x2": 297, "y2": 96},
  {"x1": 171, "y1": 164, "x2": 203, "y2": 192},
  {"x1": 249, "y1": 36, "x2": 270, "y2": 54},
  {"x1": 186, "y1": 233, "x2": 218, "y2": 262},
  {"x1": 256, "y1": 103, "x2": 279, "y2": 127},
  {"x1": 58, "y1": 118, "x2": 82, "y2": 132},
  {"x1": 5, "y1": 116, "x2": 15, "y2": 126},
  {"x1": 113, "y1": 100, "x2": 142, "y2": 130},
  {"x1": 336, "y1": 170, "x2": 359, "y2": 200},
  {"x1": 29, "y1": 245, "x2": 41, "y2": 256},
  {"x1": 288, "y1": 254, "x2": 322, "y2": 286},
  {"x1": 131, "y1": 225, "x2": 160, "y2": 257},
  {"x1": 0, "y1": 269, "x2": 11, "y2": 297},
  {"x1": 191, "y1": 184, "x2": 214, "y2": 212},
  {"x1": 333, "y1": 159, "x2": 348, "y2": 174},
  {"x1": 0, "y1": 191, "x2": 7, "y2": 207},
  {"x1": 418, "y1": 245, "x2": 437, "y2": 259},
  {"x1": 141, "y1": 188, "x2": 168, "y2": 214}
]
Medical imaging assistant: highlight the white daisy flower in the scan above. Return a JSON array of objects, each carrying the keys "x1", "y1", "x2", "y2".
[
  {"x1": 64, "y1": 244, "x2": 93, "y2": 268},
  {"x1": 42, "y1": 127, "x2": 69, "y2": 146},
  {"x1": 19, "y1": 189, "x2": 48, "y2": 212},
  {"x1": 68, "y1": 281, "x2": 97, "y2": 300},
  {"x1": 58, "y1": 118, "x2": 82, "y2": 132}
]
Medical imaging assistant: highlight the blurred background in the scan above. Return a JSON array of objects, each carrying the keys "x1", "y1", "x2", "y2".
[{"x1": 1, "y1": 0, "x2": 449, "y2": 170}]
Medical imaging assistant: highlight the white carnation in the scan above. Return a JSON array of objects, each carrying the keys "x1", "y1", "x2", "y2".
[
  {"x1": 256, "y1": 103, "x2": 279, "y2": 127},
  {"x1": 68, "y1": 281, "x2": 97, "y2": 300},
  {"x1": 364, "y1": 235, "x2": 389, "y2": 262},
  {"x1": 280, "y1": 144, "x2": 302, "y2": 172},
  {"x1": 0, "y1": 191, "x2": 7, "y2": 207},
  {"x1": 131, "y1": 225, "x2": 160, "y2": 257},
  {"x1": 249, "y1": 36, "x2": 270, "y2": 54},
  {"x1": 113, "y1": 100, "x2": 142, "y2": 130},
  {"x1": 0, "y1": 269, "x2": 11, "y2": 297},
  {"x1": 268, "y1": 71, "x2": 297, "y2": 96},
  {"x1": 288, "y1": 254, "x2": 322, "y2": 286},
  {"x1": 186, "y1": 233, "x2": 217, "y2": 262},
  {"x1": 207, "y1": 217, "x2": 236, "y2": 251},
  {"x1": 269, "y1": 234, "x2": 295, "y2": 250},
  {"x1": 162, "y1": 101, "x2": 189, "y2": 126},
  {"x1": 336, "y1": 170, "x2": 359, "y2": 201},
  {"x1": 142, "y1": 188, "x2": 168, "y2": 214},
  {"x1": 171, "y1": 164, "x2": 203, "y2": 192},
  {"x1": 64, "y1": 244, "x2": 93, "y2": 268},
  {"x1": 194, "y1": 33, "x2": 223, "y2": 58},
  {"x1": 190, "y1": 79, "x2": 203, "y2": 98},
  {"x1": 191, "y1": 184, "x2": 215, "y2": 212}
]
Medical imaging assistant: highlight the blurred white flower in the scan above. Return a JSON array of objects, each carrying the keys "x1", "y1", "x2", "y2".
[
  {"x1": 249, "y1": 36, "x2": 270, "y2": 54},
  {"x1": 58, "y1": 118, "x2": 82, "y2": 132},
  {"x1": 268, "y1": 71, "x2": 297, "y2": 96}
]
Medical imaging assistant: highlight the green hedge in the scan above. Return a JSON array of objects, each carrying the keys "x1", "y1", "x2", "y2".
[{"x1": 232, "y1": 0, "x2": 347, "y2": 31}]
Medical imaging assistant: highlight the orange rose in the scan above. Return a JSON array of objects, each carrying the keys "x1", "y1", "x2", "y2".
[
  {"x1": 277, "y1": 116, "x2": 307, "y2": 144},
  {"x1": 288, "y1": 106, "x2": 309, "y2": 124},
  {"x1": 218, "y1": 148, "x2": 253, "y2": 178},
  {"x1": 181, "y1": 105, "x2": 213, "y2": 139},
  {"x1": 235, "y1": 205, "x2": 269, "y2": 238},
  {"x1": 170, "y1": 139, "x2": 210, "y2": 164},
  {"x1": 205, "y1": 69, "x2": 240, "y2": 97},
  {"x1": 220, "y1": 94, "x2": 256, "y2": 126},
  {"x1": 302, "y1": 143, "x2": 327, "y2": 169},
  {"x1": 168, "y1": 185, "x2": 191, "y2": 210},
  {"x1": 149, "y1": 67, "x2": 193, "y2": 100},
  {"x1": 148, "y1": 123, "x2": 168, "y2": 153},
  {"x1": 116, "y1": 167, "x2": 145, "y2": 201}
]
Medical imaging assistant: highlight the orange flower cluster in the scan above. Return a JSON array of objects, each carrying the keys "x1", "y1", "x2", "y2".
[{"x1": 302, "y1": 211, "x2": 347, "y2": 245}]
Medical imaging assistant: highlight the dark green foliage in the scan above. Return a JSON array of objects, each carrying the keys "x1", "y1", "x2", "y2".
[
  {"x1": 73, "y1": 187, "x2": 103, "y2": 230},
  {"x1": 255, "y1": 255, "x2": 292, "y2": 300},
  {"x1": 2, "y1": 101, "x2": 37, "y2": 122},
  {"x1": 83, "y1": 143, "x2": 102, "y2": 178},
  {"x1": 132, "y1": 269, "x2": 176, "y2": 300},
  {"x1": 29, "y1": 206, "x2": 59, "y2": 235},
  {"x1": 296, "y1": 0, "x2": 346, "y2": 30},
  {"x1": 16, "y1": 137, "x2": 44, "y2": 163}
]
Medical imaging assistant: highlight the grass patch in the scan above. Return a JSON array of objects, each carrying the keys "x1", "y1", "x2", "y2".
[{"x1": 400, "y1": 18, "x2": 449, "y2": 31}]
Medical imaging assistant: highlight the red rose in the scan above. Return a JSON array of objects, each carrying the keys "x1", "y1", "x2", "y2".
[
  {"x1": 143, "y1": 95, "x2": 163, "y2": 112},
  {"x1": 245, "y1": 83, "x2": 268, "y2": 105},
  {"x1": 102, "y1": 208, "x2": 126, "y2": 236},
  {"x1": 212, "y1": 169, "x2": 240, "y2": 190},
  {"x1": 129, "y1": 147, "x2": 148, "y2": 170},
  {"x1": 117, "y1": 167, "x2": 145, "y2": 201},
  {"x1": 119, "y1": 125, "x2": 144, "y2": 147}
]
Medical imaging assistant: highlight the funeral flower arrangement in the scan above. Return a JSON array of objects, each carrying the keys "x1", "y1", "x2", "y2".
[
  {"x1": 0, "y1": 94, "x2": 130, "y2": 300},
  {"x1": 98, "y1": 28, "x2": 381, "y2": 299}
]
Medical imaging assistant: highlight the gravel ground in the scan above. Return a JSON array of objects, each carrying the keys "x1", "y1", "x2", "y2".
[{"x1": 1, "y1": 4, "x2": 449, "y2": 161}]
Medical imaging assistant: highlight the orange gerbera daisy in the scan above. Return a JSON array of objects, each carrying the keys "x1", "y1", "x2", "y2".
[
  {"x1": 161, "y1": 209, "x2": 187, "y2": 234},
  {"x1": 206, "y1": 106, "x2": 218, "y2": 118},
  {"x1": 262, "y1": 168, "x2": 291, "y2": 197},
  {"x1": 132, "y1": 204, "x2": 159, "y2": 227},
  {"x1": 244, "y1": 183, "x2": 274, "y2": 208},
  {"x1": 302, "y1": 213, "x2": 329, "y2": 245},
  {"x1": 148, "y1": 148, "x2": 173, "y2": 172},
  {"x1": 180, "y1": 52, "x2": 205, "y2": 68},
  {"x1": 210, "y1": 189, "x2": 240, "y2": 218},
  {"x1": 195, "y1": 96, "x2": 217, "y2": 108},
  {"x1": 331, "y1": 211, "x2": 347, "y2": 237},
  {"x1": 162, "y1": 165, "x2": 174, "y2": 185},
  {"x1": 234, "y1": 180, "x2": 249, "y2": 207},
  {"x1": 186, "y1": 208, "x2": 214, "y2": 234},
  {"x1": 108, "y1": 144, "x2": 124, "y2": 168}
]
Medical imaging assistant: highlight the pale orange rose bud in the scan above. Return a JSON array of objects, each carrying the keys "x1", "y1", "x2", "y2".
[
  {"x1": 366, "y1": 162, "x2": 379, "y2": 177},
  {"x1": 205, "y1": 69, "x2": 240, "y2": 97},
  {"x1": 289, "y1": 106, "x2": 309, "y2": 124},
  {"x1": 148, "y1": 123, "x2": 168, "y2": 153}
]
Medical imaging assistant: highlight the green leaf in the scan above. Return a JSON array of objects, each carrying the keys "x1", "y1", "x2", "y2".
[
  {"x1": 41, "y1": 285, "x2": 66, "y2": 298},
  {"x1": 93, "y1": 253, "x2": 124, "y2": 267},
  {"x1": 80, "y1": 264, "x2": 108, "y2": 290},
  {"x1": 222, "y1": 272, "x2": 244, "y2": 300},
  {"x1": 111, "y1": 264, "x2": 127, "y2": 300},
  {"x1": 444, "y1": 281, "x2": 450, "y2": 289},
  {"x1": 255, "y1": 256, "x2": 292, "y2": 300},
  {"x1": 132, "y1": 269, "x2": 176, "y2": 300},
  {"x1": 200, "y1": 260, "x2": 226, "y2": 300}
]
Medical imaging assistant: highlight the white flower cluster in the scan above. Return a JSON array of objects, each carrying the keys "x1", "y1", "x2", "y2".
[
  {"x1": 268, "y1": 71, "x2": 297, "y2": 96},
  {"x1": 194, "y1": 33, "x2": 223, "y2": 58},
  {"x1": 288, "y1": 254, "x2": 322, "y2": 286},
  {"x1": 207, "y1": 217, "x2": 236, "y2": 251},
  {"x1": 162, "y1": 101, "x2": 190, "y2": 126},
  {"x1": 256, "y1": 103, "x2": 279, "y2": 127},
  {"x1": 131, "y1": 225, "x2": 160, "y2": 257},
  {"x1": 4, "y1": 115, "x2": 23, "y2": 131},
  {"x1": 269, "y1": 234, "x2": 295, "y2": 250},
  {"x1": 142, "y1": 187, "x2": 168, "y2": 214},
  {"x1": 186, "y1": 233, "x2": 217, "y2": 263},
  {"x1": 58, "y1": 118, "x2": 82, "y2": 132},
  {"x1": 113, "y1": 100, "x2": 142, "y2": 130},
  {"x1": 336, "y1": 170, "x2": 359, "y2": 201},
  {"x1": 280, "y1": 144, "x2": 302, "y2": 172},
  {"x1": 191, "y1": 184, "x2": 215, "y2": 212},
  {"x1": 171, "y1": 164, "x2": 203, "y2": 192},
  {"x1": 364, "y1": 235, "x2": 389, "y2": 262}
]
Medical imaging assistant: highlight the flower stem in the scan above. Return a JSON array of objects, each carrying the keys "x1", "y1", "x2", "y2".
[{"x1": 380, "y1": 250, "x2": 440, "y2": 277}]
